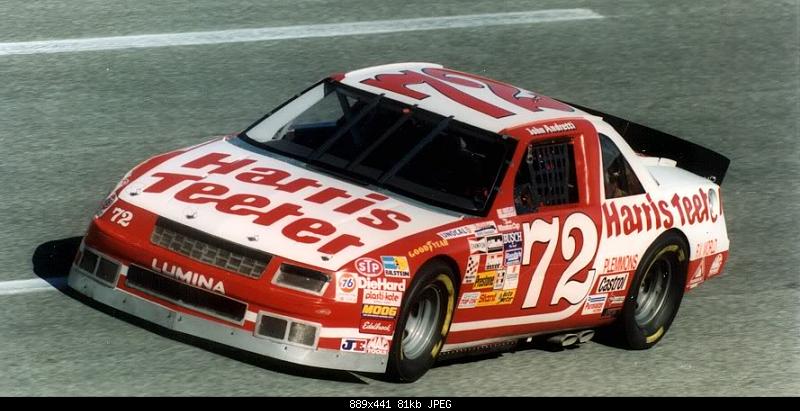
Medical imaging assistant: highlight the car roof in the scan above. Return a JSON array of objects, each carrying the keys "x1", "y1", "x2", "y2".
[{"x1": 336, "y1": 62, "x2": 599, "y2": 134}]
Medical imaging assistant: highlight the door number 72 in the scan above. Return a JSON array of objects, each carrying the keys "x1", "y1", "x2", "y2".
[{"x1": 521, "y1": 213, "x2": 598, "y2": 309}]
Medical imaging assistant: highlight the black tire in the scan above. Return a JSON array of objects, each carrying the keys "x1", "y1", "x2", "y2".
[
  {"x1": 386, "y1": 260, "x2": 456, "y2": 382},
  {"x1": 619, "y1": 231, "x2": 688, "y2": 349}
]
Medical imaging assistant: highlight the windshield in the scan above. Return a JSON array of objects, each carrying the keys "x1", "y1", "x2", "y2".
[{"x1": 239, "y1": 80, "x2": 516, "y2": 216}]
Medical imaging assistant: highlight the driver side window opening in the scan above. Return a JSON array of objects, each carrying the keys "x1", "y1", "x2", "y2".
[
  {"x1": 599, "y1": 133, "x2": 644, "y2": 199},
  {"x1": 514, "y1": 138, "x2": 579, "y2": 214}
]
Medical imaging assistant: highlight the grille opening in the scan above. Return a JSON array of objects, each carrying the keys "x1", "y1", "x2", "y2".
[
  {"x1": 257, "y1": 315, "x2": 288, "y2": 339},
  {"x1": 256, "y1": 314, "x2": 319, "y2": 347},
  {"x1": 95, "y1": 258, "x2": 120, "y2": 284},
  {"x1": 288, "y1": 322, "x2": 317, "y2": 347},
  {"x1": 274, "y1": 264, "x2": 329, "y2": 294},
  {"x1": 126, "y1": 265, "x2": 247, "y2": 323},
  {"x1": 79, "y1": 250, "x2": 99, "y2": 273},
  {"x1": 151, "y1": 217, "x2": 271, "y2": 279}
]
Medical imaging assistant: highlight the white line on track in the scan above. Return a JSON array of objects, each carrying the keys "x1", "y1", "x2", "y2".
[
  {"x1": 0, "y1": 9, "x2": 603, "y2": 56},
  {"x1": 0, "y1": 277, "x2": 66, "y2": 296}
]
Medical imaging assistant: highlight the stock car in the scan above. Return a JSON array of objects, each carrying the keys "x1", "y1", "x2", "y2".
[{"x1": 69, "y1": 63, "x2": 730, "y2": 382}]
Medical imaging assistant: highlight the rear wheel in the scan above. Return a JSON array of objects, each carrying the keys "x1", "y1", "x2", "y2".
[
  {"x1": 620, "y1": 231, "x2": 688, "y2": 349},
  {"x1": 386, "y1": 260, "x2": 455, "y2": 382}
]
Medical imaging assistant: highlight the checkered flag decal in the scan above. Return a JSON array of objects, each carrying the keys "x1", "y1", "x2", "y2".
[{"x1": 464, "y1": 255, "x2": 479, "y2": 284}]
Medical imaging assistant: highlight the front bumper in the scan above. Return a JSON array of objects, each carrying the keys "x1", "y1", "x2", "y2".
[{"x1": 68, "y1": 264, "x2": 387, "y2": 374}]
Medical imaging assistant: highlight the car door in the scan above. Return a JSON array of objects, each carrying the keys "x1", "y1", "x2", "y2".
[
  {"x1": 508, "y1": 131, "x2": 604, "y2": 327},
  {"x1": 447, "y1": 119, "x2": 604, "y2": 341}
]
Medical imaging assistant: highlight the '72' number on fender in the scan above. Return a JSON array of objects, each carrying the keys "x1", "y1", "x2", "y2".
[
  {"x1": 521, "y1": 213, "x2": 598, "y2": 309},
  {"x1": 110, "y1": 207, "x2": 133, "y2": 227}
]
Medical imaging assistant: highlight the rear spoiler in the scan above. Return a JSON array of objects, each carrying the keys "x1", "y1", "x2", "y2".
[{"x1": 562, "y1": 101, "x2": 730, "y2": 185}]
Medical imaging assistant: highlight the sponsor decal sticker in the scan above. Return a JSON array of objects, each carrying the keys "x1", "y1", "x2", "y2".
[
  {"x1": 485, "y1": 252, "x2": 504, "y2": 270},
  {"x1": 474, "y1": 271, "x2": 496, "y2": 290},
  {"x1": 458, "y1": 291, "x2": 481, "y2": 309},
  {"x1": 502, "y1": 231, "x2": 522, "y2": 250},
  {"x1": 362, "y1": 289, "x2": 402, "y2": 307},
  {"x1": 697, "y1": 239, "x2": 718, "y2": 258},
  {"x1": 473, "y1": 221, "x2": 498, "y2": 237},
  {"x1": 504, "y1": 265, "x2": 520, "y2": 290},
  {"x1": 486, "y1": 235, "x2": 504, "y2": 253},
  {"x1": 407, "y1": 239, "x2": 449, "y2": 258},
  {"x1": 340, "y1": 338, "x2": 367, "y2": 352},
  {"x1": 358, "y1": 276, "x2": 406, "y2": 291},
  {"x1": 468, "y1": 238, "x2": 488, "y2": 254},
  {"x1": 130, "y1": 152, "x2": 421, "y2": 263},
  {"x1": 476, "y1": 291, "x2": 500, "y2": 307},
  {"x1": 688, "y1": 262, "x2": 704, "y2": 288},
  {"x1": 594, "y1": 272, "x2": 629, "y2": 293},
  {"x1": 361, "y1": 304, "x2": 398, "y2": 319},
  {"x1": 381, "y1": 256, "x2": 410, "y2": 277},
  {"x1": 497, "y1": 289, "x2": 516, "y2": 305},
  {"x1": 498, "y1": 222, "x2": 520, "y2": 232},
  {"x1": 603, "y1": 254, "x2": 638, "y2": 274},
  {"x1": 437, "y1": 225, "x2": 473, "y2": 240},
  {"x1": 602, "y1": 190, "x2": 721, "y2": 238},
  {"x1": 464, "y1": 255, "x2": 479, "y2": 284},
  {"x1": 581, "y1": 294, "x2": 607, "y2": 315},
  {"x1": 504, "y1": 248, "x2": 522, "y2": 266},
  {"x1": 708, "y1": 253, "x2": 723, "y2": 277},
  {"x1": 365, "y1": 336, "x2": 391, "y2": 354},
  {"x1": 335, "y1": 272, "x2": 359, "y2": 303},
  {"x1": 497, "y1": 206, "x2": 517, "y2": 219},
  {"x1": 96, "y1": 192, "x2": 118, "y2": 218},
  {"x1": 360, "y1": 319, "x2": 394, "y2": 336},
  {"x1": 608, "y1": 295, "x2": 626, "y2": 306},
  {"x1": 493, "y1": 269, "x2": 506, "y2": 290},
  {"x1": 355, "y1": 257, "x2": 383, "y2": 277}
]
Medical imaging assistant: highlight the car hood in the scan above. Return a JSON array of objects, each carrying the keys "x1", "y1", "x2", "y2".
[{"x1": 118, "y1": 138, "x2": 461, "y2": 271}]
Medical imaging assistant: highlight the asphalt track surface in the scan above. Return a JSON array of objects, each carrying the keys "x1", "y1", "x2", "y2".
[{"x1": 0, "y1": 0, "x2": 798, "y2": 396}]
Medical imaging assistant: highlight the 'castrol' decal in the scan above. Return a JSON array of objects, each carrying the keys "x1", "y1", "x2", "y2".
[
  {"x1": 594, "y1": 273, "x2": 628, "y2": 294},
  {"x1": 119, "y1": 141, "x2": 458, "y2": 271}
]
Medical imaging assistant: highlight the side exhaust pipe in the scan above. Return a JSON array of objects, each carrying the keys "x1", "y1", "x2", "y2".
[
  {"x1": 577, "y1": 329, "x2": 595, "y2": 344},
  {"x1": 547, "y1": 333, "x2": 579, "y2": 348}
]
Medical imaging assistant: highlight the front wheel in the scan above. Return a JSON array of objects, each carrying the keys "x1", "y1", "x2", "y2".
[
  {"x1": 386, "y1": 260, "x2": 456, "y2": 382},
  {"x1": 619, "y1": 231, "x2": 688, "y2": 349}
]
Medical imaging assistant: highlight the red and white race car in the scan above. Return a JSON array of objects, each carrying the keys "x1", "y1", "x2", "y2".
[{"x1": 69, "y1": 63, "x2": 730, "y2": 382}]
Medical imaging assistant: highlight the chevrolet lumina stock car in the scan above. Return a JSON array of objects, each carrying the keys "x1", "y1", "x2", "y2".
[{"x1": 69, "y1": 63, "x2": 731, "y2": 382}]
